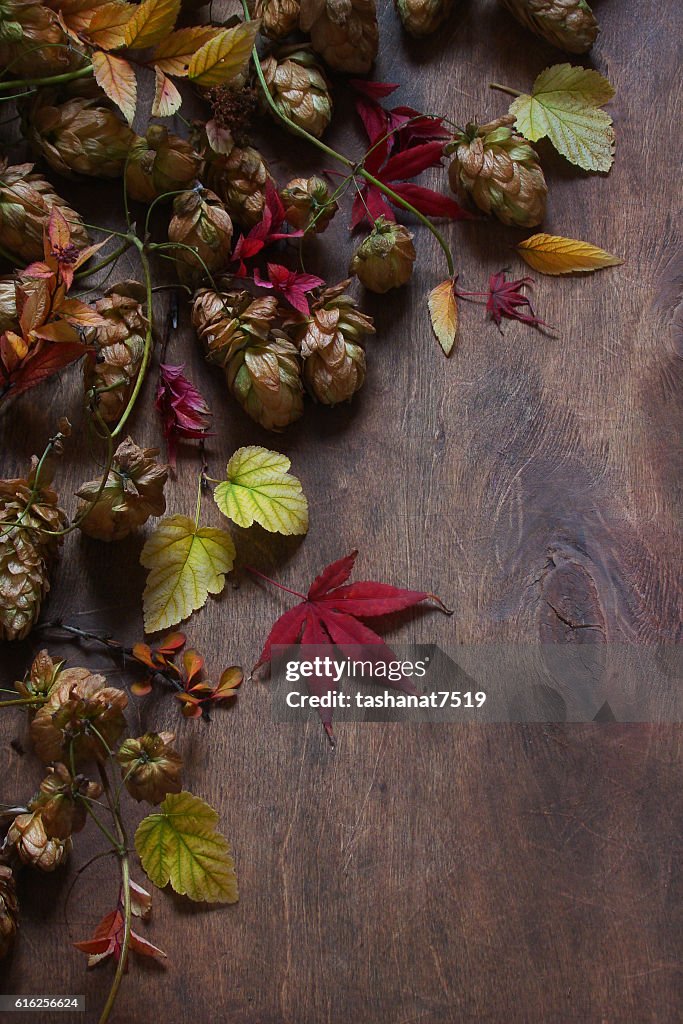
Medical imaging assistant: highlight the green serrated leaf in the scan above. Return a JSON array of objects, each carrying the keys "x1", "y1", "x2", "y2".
[
  {"x1": 135, "y1": 791, "x2": 238, "y2": 903},
  {"x1": 140, "y1": 514, "x2": 236, "y2": 633},
  {"x1": 510, "y1": 63, "x2": 616, "y2": 172},
  {"x1": 214, "y1": 446, "x2": 309, "y2": 536}
]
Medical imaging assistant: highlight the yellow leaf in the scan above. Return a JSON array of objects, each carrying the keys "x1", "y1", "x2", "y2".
[
  {"x1": 516, "y1": 233, "x2": 623, "y2": 275},
  {"x1": 86, "y1": 1, "x2": 135, "y2": 50},
  {"x1": 152, "y1": 67, "x2": 182, "y2": 117},
  {"x1": 427, "y1": 279, "x2": 458, "y2": 356},
  {"x1": 214, "y1": 446, "x2": 309, "y2": 535},
  {"x1": 150, "y1": 25, "x2": 223, "y2": 76},
  {"x1": 92, "y1": 50, "x2": 137, "y2": 125},
  {"x1": 140, "y1": 514, "x2": 236, "y2": 633},
  {"x1": 123, "y1": 0, "x2": 180, "y2": 50},
  {"x1": 187, "y1": 21, "x2": 259, "y2": 88},
  {"x1": 135, "y1": 791, "x2": 238, "y2": 903}
]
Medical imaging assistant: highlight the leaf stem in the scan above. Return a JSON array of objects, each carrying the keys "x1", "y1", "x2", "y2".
[
  {"x1": 0, "y1": 64, "x2": 93, "y2": 92},
  {"x1": 244, "y1": 565, "x2": 305, "y2": 600},
  {"x1": 489, "y1": 83, "x2": 522, "y2": 98},
  {"x1": 111, "y1": 239, "x2": 154, "y2": 438},
  {"x1": 0, "y1": 696, "x2": 47, "y2": 708}
]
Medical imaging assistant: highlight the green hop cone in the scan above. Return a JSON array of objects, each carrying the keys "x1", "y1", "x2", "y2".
[
  {"x1": 499, "y1": 0, "x2": 598, "y2": 53},
  {"x1": 395, "y1": 0, "x2": 454, "y2": 37},
  {"x1": 349, "y1": 216, "x2": 416, "y2": 293},
  {"x1": 261, "y1": 46, "x2": 333, "y2": 139}
]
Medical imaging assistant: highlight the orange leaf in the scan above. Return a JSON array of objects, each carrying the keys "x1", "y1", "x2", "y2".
[
  {"x1": 123, "y1": 0, "x2": 180, "y2": 50},
  {"x1": 187, "y1": 21, "x2": 259, "y2": 88},
  {"x1": 2, "y1": 342, "x2": 86, "y2": 400},
  {"x1": 86, "y1": 1, "x2": 135, "y2": 50},
  {"x1": 158, "y1": 631, "x2": 186, "y2": 654},
  {"x1": 31, "y1": 321, "x2": 82, "y2": 344},
  {"x1": 183, "y1": 649, "x2": 204, "y2": 684},
  {"x1": 516, "y1": 233, "x2": 623, "y2": 276},
  {"x1": 130, "y1": 679, "x2": 154, "y2": 696},
  {"x1": 151, "y1": 67, "x2": 182, "y2": 117},
  {"x1": 18, "y1": 283, "x2": 50, "y2": 335},
  {"x1": 48, "y1": 207, "x2": 71, "y2": 253},
  {"x1": 132, "y1": 642, "x2": 155, "y2": 668},
  {"x1": 58, "y1": 297, "x2": 108, "y2": 327},
  {"x1": 427, "y1": 278, "x2": 458, "y2": 356},
  {"x1": 92, "y1": 50, "x2": 137, "y2": 125},
  {"x1": 213, "y1": 666, "x2": 243, "y2": 699},
  {"x1": 150, "y1": 25, "x2": 222, "y2": 76}
]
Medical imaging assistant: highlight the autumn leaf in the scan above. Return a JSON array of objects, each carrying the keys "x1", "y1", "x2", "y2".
[
  {"x1": 0, "y1": 341, "x2": 86, "y2": 400},
  {"x1": 517, "y1": 233, "x2": 623, "y2": 275},
  {"x1": 85, "y1": 1, "x2": 135, "y2": 50},
  {"x1": 427, "y1": 279, "x2": 458, "y2": 355},
  {"x1": 253, "y1": 263, "x2": 323, "y2": 315},
  {"x1": 135, "y1": 791, "x2": 238, "y2": 903},
  {"x1": 509, "y1": 64, "x2": 616, "y2": 172},
  {"x1": 187, "y1": 21, "x2": 260, "y2": 88},
  {"x1": 251, "y1": 551, "x2": 452, "y2": 740},
  {"x1": 74, "y1": 881, "x2": 164, "y2": 967},
  {"x1": 155, "y1": 363, "x2": 212, "y2": 469},
  {"x1": 150, "y1": 66, "x2": 181, "y2": 117},
  {"x1": 140, "y1": 515, "x2": 236, "y2": 633},
  {"x1": 214, "y1": 446, "x2": 309, "y2": 536},
  {"x1": 123, "y1": 0, "x2": 180, "y2": 50},
  {"x1": 92, "y1": 51, "x2": 137, "y2": 125},
  {"x1": 150, "y1": 25, "x2": 222, "y2": 76}
]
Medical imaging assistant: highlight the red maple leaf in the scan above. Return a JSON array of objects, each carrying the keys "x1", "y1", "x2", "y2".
[
  {"x1": 231, "y1": 182, "x2": 303, "y2": 276},
  {"x1": 249, "y1": 551, "x2": 452, "y2": 741},
  {"x1": 350, "y1": 80, "x2": 448, "y2": 152},
  {"x1": 458, "y1": 271, "x2": 549, "y2": 332},
  {"x1": 253, "y1": 263, "x2": 324, "y2": 315},
  {"x1": 155, "y1": 363, "x2": 213, "y2": 470}
]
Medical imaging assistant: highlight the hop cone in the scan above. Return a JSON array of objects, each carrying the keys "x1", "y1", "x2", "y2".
[
  {"x1": 0, "y1": 275, "x2": 17, "y2": 333},
  {"x1": 27, "y1": 96, "x2": 137, "y2": 179},
  {"x1": 227, "y1": 331, "x2": 304, "y2": 430},
  {"x1": 0, "y1": 459, "x2": 67, "y2": 642},
  {"x1": 350, "y1": 216, "x2": 416, "y2": 293},
  {"x1": 14, "y1": 648, "x2": 64, "y2": 700},
  {"x1": 395, "y1": 0, "x2": 453, "y2": 36},
  {"x1": 30, "y1": 669, "x2": 127, "y2": 765},
  {"x1": 168, "y1": 187, "x2": 233, "y2": 287},
  {"x1": 299, "y1": 0, "x2": 378, "y2": 74},
  {"x1": 192, "y1": 287, "x2": 278, "y2": 366},
  {"x1": 500, "y1": 0, "x2": 598, "y2": 53},
  {"x1": 447, "y1": 115, "x2": 547, "y2": 228},
  {"x1": 281, "y1": 175, "x2": 337, "y2": 233},
  {"x1": 126, "y1": 126, "x2": 202, "y2": 203},
  {"x1": 28, "y1": 763, "x2": 101, "y2": 839},
  {"x1": 296, "y1": 280, "x2": 373, "y2": 403},
  {"x1": 117, "y1": 732, "x2": 183, "y2": 804},
  {"x1": 261, "y1": 47, "x2": 332, "y2": 139},
  {"x1": 203, "y1": 140, "x2": 273, "y2": 228},
  {"x1": 0, "y1": 158, "x2": 89, "y2": 264},
  {"x1": 252, "y1": 0, "x2": 300, "y2": 39},
  {"x1": 83, "y1": 281, "x2": 147, "y2": 425},
  {"x1": 6, "y1": 812, "x2": 71, "y2": 871},
  {"x1": 0, "y1": 0, "x2": 75, "y2": 78},
  {"x1": 0, "y1": 866, "x2": 18, "y2": 959},
  {"x1": 75, "y1": 437, "x2": 168, "y2": 542}
]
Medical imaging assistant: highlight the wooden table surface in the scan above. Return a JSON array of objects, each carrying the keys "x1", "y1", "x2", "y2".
[{"x1": 1, "y1": 1, "x2": 681, "y2": 1021}]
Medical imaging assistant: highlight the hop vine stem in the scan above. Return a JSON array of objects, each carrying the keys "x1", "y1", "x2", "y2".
[{"x1": 489, "y1": 83, "x2": 522, "y2": 98}]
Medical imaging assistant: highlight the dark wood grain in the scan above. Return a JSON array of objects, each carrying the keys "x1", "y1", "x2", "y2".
[{"x1": 1, "y1": 1, "x2": 682, "y2": 1021}]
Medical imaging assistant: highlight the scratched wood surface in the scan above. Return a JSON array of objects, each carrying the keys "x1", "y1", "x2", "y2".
[{"x1": 1, "y1": 1, "x2": 682, "y2": 1021}]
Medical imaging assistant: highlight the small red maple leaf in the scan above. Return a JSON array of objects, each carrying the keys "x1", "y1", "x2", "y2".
[
  {"x1": 231, "y1": 182, "x2": 303, "y2": 276},
  {"x1": 249, "y1": 551, "x2": 452, "y2": 742},
  {"x1": 458, "y1": 271, "x2": 549, "y2": 332},
  {"x1": 155, "y1": 363, "x2": 213, "y2": 470},
  {"x1": 253, "y1": 263, "x2": 324, "y2": 315}
]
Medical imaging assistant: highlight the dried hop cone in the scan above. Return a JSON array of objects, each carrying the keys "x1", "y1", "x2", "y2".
[
  {"x1": 0, "y1": 275, "x2": 17, "y2": 333},
  {"x1": 252, "y1": 0, "x2": 300, "y2": 39},
  {"x1": 0, "y1": 158, "x2": 89, "y2": 264},
  {"x1": 30, "y1": 668, "x2": 128, "y2": 765},
  {"x1": 0, "y1": 865, "x2": 18, "y2": 960},
  {"x1": 299, "y1": 0, "x2": 379, "y2": 74},
  {"x1": 6, "y1": 812, "x2": 71, "y2": 871},
  {"x1": 203, "y1": 137, "x2": 273, "y2": 228},
  {"x1": 280, "y1": 176, "x2": 337, "y2": 234},
  {"x1": 83, "y1": 281, "x2": 147, "y2": 426},
  {"x1": 168, "y1": 187, "x2": 233, "y2": 287},
  {"x1": 75, "y1": 437, "x2": 168, "y2": 542},
  {"x1": 27, "y1": 96, "x2": 138, "y2": 179},
  {"x1": 350, "y1": 216, "x2": 416, "y2": 293},
  {"x1": 14, "y1": 649, "x2": 64, "y2": 701},
  {"x1": 117, "y1": 732, "x2": 183, "y2": 804},
  {"x1": 499, "y1": 0, "x2": 598, "y2": 53},
  {"x1": 227, "y1": 330, "x2": 304, "y2": 431},
  {"x1": 192, "y1": 288, "x2": 278, "y2": 366},
  {"x1": 296, "y1": 281, "x2": 373, "y2": 404},
  {"x1": 0, "y1": 458, "x2": 67, "y2": 642},
  {"x1": 261, "y1": 47, "x2": 333, "y2": 139},
  {"x1": 0, "y1": 0, "x2": 75, "y2": 78},
  {"x1": 126, "y1": 126, "x2": 202, "y2": 203},
  {"x1": 446, "y1": 115, "x2": 547, "y2": 228},
  {"x1": 28, "y1": 763, "x2": 102, "y2": 840},
  {"x1": 395, "y1": 0, "x2": 453, "y2": 36}
]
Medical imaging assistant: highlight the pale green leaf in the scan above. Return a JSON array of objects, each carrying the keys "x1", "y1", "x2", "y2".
[
  {"x1": 510, "y1": 63, "x2": 616, "y2": 172},
  {"x1": 135, "y1": 791, "x2": 238, "y2": 903},
  {"x1": 140, "y1": 514, "x2": 236, "y2": 633},
  {"x1": 214, "y1": 446, "x2": 308, "y2": 536}
]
